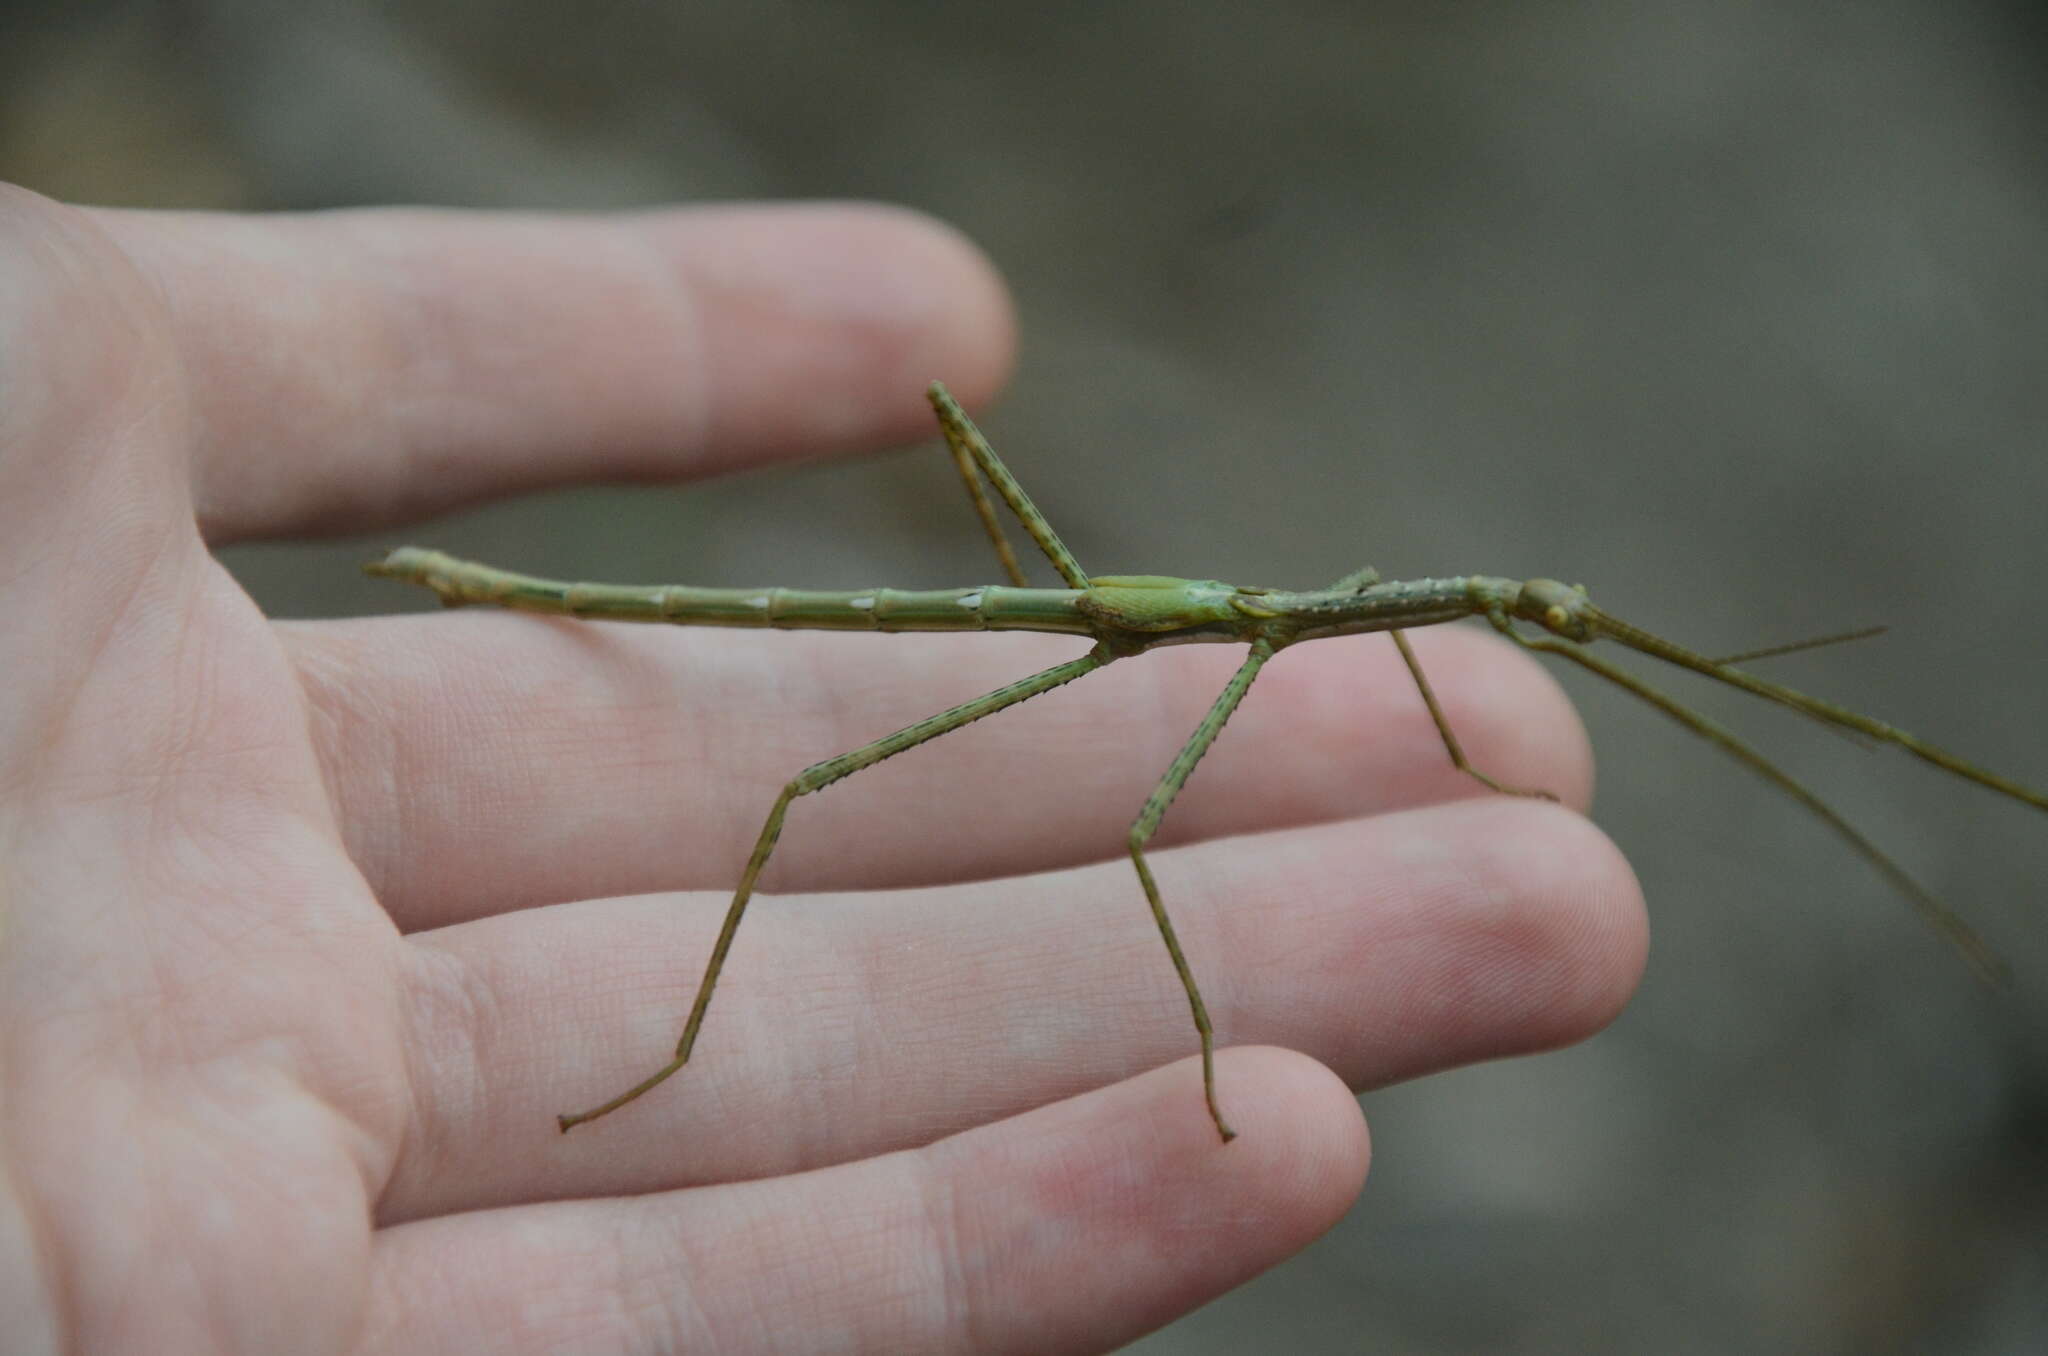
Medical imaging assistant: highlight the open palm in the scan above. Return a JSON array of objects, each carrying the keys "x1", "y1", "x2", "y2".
[{"x1": 0, "y1": 184, "x2": 1643, "y2": 1354}]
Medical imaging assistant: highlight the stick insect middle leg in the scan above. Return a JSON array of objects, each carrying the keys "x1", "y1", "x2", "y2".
[
  {"x1": 1127, "y1": 638, "x2": 1278, "y2": 1143},
  {"x1": 558, "y1": 645, "x2": 1115, "y2": 1131}
]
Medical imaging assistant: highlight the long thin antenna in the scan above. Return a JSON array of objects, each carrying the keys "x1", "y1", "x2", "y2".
[{"x1": 1711, "y1": 624, "x2": 1888, "y2": 667}]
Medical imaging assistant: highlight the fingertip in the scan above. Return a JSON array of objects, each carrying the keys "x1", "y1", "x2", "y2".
[
  {"x1": 1084, "y1": 1046, "x2": 1371, "y2": 1231},
  {"x1": 931, "y1": 1046, "x2": 1368, "y2": 1349},
  {"x1": 1388, "y1": 798, "x2": 1648, "y2": 1063},
  {"x1": 96, "y1": 198, "x2": 1017, "y2": 538},
  {"x1": 1210, "y1": 1046, "x2": 1372, "y2": 1208},
  {"x1": 864, "y1": 204, "x2": 1016, "y2": 413},
  {"x1": 665, "y1": 200, "x2": 1016, "y2": 462},
  {"x1": 1506, "y1": 802, "x2": 1649, "y2": 1047}
]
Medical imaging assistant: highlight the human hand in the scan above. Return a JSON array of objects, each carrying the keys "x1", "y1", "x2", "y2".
[{"x1": 0, "y1": 184, "x2": 1644, "y2": 1354}]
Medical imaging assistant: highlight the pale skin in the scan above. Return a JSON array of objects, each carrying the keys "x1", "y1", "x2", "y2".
[{"x1": 0, "y1": 183, "x2": 1646, "y2": 1355}]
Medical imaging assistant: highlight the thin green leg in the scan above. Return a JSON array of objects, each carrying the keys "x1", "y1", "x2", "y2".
[
  {"x1": 1389, "y1": 629, "x2": 1558, "y2": 801},
  {"x1": 1487, "y1": 615, "x2": 2008, "y2": 987},
  {"x1": 1126, "y1": 638, "x2": 1276, "y2": 1144},
  {"x1": 1318, "y1": 566, "x2": 1552, "y2": 800},
  {"x1": 927, "y1": 381, "x2": 1092, "y2": 589},
  {"x1": 559, "y1": 646, "x2": 1114, "y2": 1131},
  {"x1": 947, "y1": 434, "x2": 1031, "y2": 586}
]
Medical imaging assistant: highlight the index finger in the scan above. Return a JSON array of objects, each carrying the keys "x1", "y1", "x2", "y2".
[{"x1": 88, "y1": 201, "x2": 1014, "y2": 541}]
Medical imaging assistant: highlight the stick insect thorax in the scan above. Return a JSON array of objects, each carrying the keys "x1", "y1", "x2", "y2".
[{"x1": 367, "y1": 381, "x2": 2047, "y2": 1143}]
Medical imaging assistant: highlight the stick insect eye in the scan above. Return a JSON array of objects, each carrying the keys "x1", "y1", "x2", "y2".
[
  {"x1": 1516, "y1": 578, "x2": 1597, "y2": 641},
  {"x1": 1547, "y1": 604, "x2": 1596, "y2": 642}
]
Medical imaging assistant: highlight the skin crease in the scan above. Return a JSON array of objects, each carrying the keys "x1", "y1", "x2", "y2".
[{"x1": 0, "y1": 181, "x2": 1645, "y2": 1355}]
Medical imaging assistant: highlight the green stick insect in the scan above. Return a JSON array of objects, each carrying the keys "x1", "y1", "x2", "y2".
[{"x1": 367, "y1": 382, "x2": 2048, "y2": 1143}]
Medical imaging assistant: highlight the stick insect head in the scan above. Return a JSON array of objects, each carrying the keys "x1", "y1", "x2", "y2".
[
  {"x1": 1513, "y1": 578, "x2": 1599, "y2": 643},
  {"x1": 1514, "y1": 578, "x2": 1723, "y2": 677}
]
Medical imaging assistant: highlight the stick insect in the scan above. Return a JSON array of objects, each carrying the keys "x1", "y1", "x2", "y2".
[{"x1": 367, "y1": 382, "x2": 2047, "y2": 1143}]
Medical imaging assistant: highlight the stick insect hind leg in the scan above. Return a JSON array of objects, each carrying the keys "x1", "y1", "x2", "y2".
[
  {"x1": 927, "y1": 381, "x2": 1091, "y2": 588},
  {"x1": 563, "y1": 386, "x2": 1117, "y2": 1132},
  {"x1": 557, "y1": 646, "x2": 1114, "y2": 1131}
]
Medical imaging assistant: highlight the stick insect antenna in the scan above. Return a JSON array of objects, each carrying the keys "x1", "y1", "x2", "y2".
[{"x1": 1710, "y1": 624, "x2": 1889, "y2": 667}]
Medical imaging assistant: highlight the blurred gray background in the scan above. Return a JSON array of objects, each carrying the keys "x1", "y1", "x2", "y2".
[{"x1": 7, "y1": 2, "x2": 2044, "y2": 1351}]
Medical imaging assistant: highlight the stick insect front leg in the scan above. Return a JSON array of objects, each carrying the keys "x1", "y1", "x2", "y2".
[
  {"x1": 558, "y1": 646, "x2": 1114, "y2": 1131},
  {"x1": 1127, "y1": 638, "x2": 1278, "y2": 1143}
]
